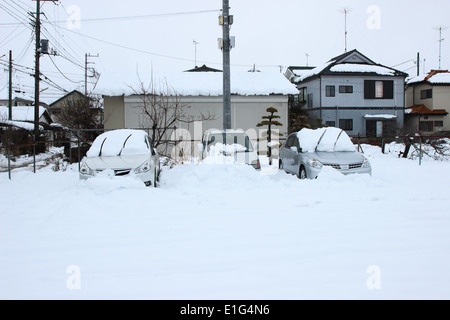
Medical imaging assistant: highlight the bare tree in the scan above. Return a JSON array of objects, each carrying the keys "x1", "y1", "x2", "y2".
[
  {"x1": 58, "y1": 95, "x2": 103, "y2": 141},
  {"x1": 128, "y1": 74, "x2": 215, "y2": 153}
]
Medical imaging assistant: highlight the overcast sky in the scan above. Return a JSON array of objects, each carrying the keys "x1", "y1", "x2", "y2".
[{"x1": 1, "y1": 0, "x2": 449, "y2": 102}]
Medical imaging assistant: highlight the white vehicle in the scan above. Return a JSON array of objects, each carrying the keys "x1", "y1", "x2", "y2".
[
  {"x1": 79, "y1": 129, "x2": 161, "y2": 187},
  {"x1": 279, "y1": 127, "x2": 372, "y2": 179},
  {"x1": 199, "y1": 129, "x2": 261, "y2": 169}
]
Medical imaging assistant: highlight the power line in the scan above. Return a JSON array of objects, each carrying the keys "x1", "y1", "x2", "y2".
[{"x1": 0, "y1": 8, "x2": 222, "y2": 26}]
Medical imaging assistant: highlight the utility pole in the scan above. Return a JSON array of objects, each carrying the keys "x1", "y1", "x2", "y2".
[
  {"x1": 221, "y1": 0, "x2": 232, "y2": 130},
  {"x1": 34, "y1": 0, "x2": 41, "y2": 142},
  {"x1": 9, "y1": 50, "x2": 13, "y2": 121},
  {"x1": 33, "y1": 0, "x2": 54, "y2": 142},
  {"x1": 417, "y1": 52, "x2": 420, "y2": 76},
  {"x1": 85, "y1": 53, "x2": 99, "y2": 96}
]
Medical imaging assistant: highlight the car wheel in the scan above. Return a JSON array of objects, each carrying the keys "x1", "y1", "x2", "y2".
[{"x1": 299, "y1": 166, "x2": 307, "y2": 180}]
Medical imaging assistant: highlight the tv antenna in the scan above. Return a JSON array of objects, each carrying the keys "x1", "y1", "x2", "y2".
[
  {"x1": 193, "y1": 40, "x2": 200, "y2": 67},
  {"x1": 339, "y1": 8, "x2": 352, "y2": 52},
  {"x1": 434, "y1": 26, "x2": 447, "y2": 69}
]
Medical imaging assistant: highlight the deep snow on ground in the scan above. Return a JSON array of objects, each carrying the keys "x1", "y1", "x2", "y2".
[{"x1": 1, "y1": 145, "x2": 450, "y2": 300}]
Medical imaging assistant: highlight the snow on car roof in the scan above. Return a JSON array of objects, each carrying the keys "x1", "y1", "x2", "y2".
[
  {"x1": 86, "y1": 129, "x2": 150, "y2": 158},
  {"x1": 297, "y1": 127, "x2": 356, "y2": 153}
]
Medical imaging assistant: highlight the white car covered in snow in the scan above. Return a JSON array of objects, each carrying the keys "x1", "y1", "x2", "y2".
[
  {"x1": 279, "y1": 127, "x2": 371, "y2": 179},
  {"x1": 199, "y1": 129, "x2": 261, "y2": 169},
  {"x1": 79, "y1": 129, "x2": 161, "y2": 187}
]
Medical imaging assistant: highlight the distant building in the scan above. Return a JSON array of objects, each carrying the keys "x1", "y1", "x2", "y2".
[
  {"x1": 48, "y1": 90, "x2": 103, "y2": 125},
  {"x1": 404, "y1": 70, "x2": 450, "y2": 134},
  {"x1": 286, "y1": 49, "x2": 408, "y2": 137},
  {"x1": 96, "y1": 71, "x2": 298, "y2": 153}
]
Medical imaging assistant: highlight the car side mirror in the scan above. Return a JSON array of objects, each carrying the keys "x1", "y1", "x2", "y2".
[{"x1": 290, "y1": 146, "x2": 299, "y2": 154}]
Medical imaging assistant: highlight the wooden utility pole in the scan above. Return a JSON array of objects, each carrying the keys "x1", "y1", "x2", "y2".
[
  {"x1": 34, "y1": 0, "x2": 41, "y2": 141},
  {"x1": 9, "y1": 50, "x2": 13, "y2": 121}
]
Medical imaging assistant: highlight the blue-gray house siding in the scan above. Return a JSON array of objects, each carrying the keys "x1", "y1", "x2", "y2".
[{"x1": 288, "y1": 50, "x2": 408, "y2": 137}]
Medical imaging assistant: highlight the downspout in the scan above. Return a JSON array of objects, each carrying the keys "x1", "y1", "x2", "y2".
[{"x1": 319, "y1": 76, "x2": 322, "y2": 121}]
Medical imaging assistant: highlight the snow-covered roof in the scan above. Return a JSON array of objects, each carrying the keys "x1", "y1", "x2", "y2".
[
  {"x1": 407, "y1": 70, "x2": 450, "y2": 85},
  {"x1": 95, "y1": 72, "x2": 299, "y2": 97},
  {"x1": 329, "y1": 64, "x2": 396, "y2": 76},
  {"x1": 289, "y1": 50, "x2": 406, "y2": 83},
  {"x1": 0, "y1": 106, "x2": 48, "y2": 122},
  {"x1": 364, "y1": 114, "x2": 397, "y2": 119},
  {"x1": 0, "y1": 120, "x2": 43, "y2": 131}
]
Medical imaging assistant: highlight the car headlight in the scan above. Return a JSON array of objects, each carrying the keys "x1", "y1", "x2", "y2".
[
  {"x1": 307, "y1": 158, "x2": 323, "y2": 169},
  {"x1": 134, "y1": 160, "x2": 151, "y2": 174},
  {"x1": 362, "y1": 157, "x2": 371, "y2": 168},
  {"x1": 80, "y1": 162, "x2": 94, "y2": 176}
]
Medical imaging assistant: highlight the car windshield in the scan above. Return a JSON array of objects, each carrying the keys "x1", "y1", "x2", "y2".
[
  {"x1": 297, "y1": 127, "x2": 356, "y2": 153},
  {"x1": 207, "y1": 132, "x2": 254, "y2": 152},
  {"x1": 86, "y1": 130, "x2": 150, "y2": 157}
]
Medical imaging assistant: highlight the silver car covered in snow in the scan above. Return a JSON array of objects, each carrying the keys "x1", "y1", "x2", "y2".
[
  {"x1": 79, "y1": 129, "x2": 160, "y2": 187},
  {"x1": 279, "y1": 127, "x2": 371, "y2": 179}
]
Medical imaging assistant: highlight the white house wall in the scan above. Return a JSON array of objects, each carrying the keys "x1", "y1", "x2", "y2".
[{"x1": 121, "y1": 94, "x2": 289, "y2": 140}]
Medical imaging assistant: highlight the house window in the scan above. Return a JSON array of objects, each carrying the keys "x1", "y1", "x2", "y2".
[
  {"x1": 307, "y1": 94, "x2": 313, "y2": 108},
  {"x1": 326, "y1": 121, "x2": 336, "y2": 127},
  {"x1": 375, "y1": 81, "x2": 384, "y2": 98},
  {"x1": 339, "y1": 119, "x2": 353, "y2": 131},
  {"x1": 420, "y1": 89, "x2": 432, "y2": 99},
  {"x1": 326, "y1": 85, "x2": 335, "y2": 97},
  {"x1": 339, "y1": 86, "x2": 353, "y2": 94},
  {"x1": 364, "y1": 80, "x2": 394, "y2": 99},
  {"x1": 434, "y1": 121, "x2": 444, "y2": 128},
  {"x1": 419, "y1": 121, "x2": 433, "y2": 132},
  {"x1": 299, "y1": 87, "x2": 307, "y2": 103}
]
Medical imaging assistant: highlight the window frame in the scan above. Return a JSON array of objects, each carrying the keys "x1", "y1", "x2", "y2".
[
  {"x1": 325, "y1": 85, "x2": 335, "y2": 97},
  {"x1": 339, "y1": 86, "x2": 353, "y2": 94}
]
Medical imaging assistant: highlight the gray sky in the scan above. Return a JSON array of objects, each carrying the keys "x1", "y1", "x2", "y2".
[{"x1": 1, "y1": 0, "x2": 449, "y2": 102}]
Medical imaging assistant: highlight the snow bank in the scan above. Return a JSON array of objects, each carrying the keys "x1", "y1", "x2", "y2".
[
  {"x1": 2, "y1": 146, "x2": 450, "y2": 299},
  {"x1": 86, "y1": 129, "x2": 149, "y2": 158}
]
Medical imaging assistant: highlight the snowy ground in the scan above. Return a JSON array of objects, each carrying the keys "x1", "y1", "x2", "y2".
[{"x1": 1, "y1": 144, "x2": 450, "y2": 300}]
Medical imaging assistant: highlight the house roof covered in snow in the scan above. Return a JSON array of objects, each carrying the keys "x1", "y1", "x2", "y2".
[
  {"x1": 287, "y1": 49, "x2": 408, "y2": 83},
  {"x1": 95, "y1": 71, "x2": 299, "y2": 97},
  {"x1": 0, "y1": 106, "x2": 51, "y2": 123},
  {"x1": 407, "y1": 70, "x2": 450, "y2": 85}
]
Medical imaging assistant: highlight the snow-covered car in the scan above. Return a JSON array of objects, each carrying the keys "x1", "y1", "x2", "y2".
[
  {"x1": 279, "y1": 127, "x2": 371, "y2": 179},
  {"x1": 79, "y1": 129, "x2": 161, "y2": 187},
  {"x1": 199, "y1": 128, "x2": 261, "y2": 169}
]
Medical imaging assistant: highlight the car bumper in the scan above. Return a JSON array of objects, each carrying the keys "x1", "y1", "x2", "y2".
[{"x1": 79, "y1": 169, "x2": 154, "y2": 184}]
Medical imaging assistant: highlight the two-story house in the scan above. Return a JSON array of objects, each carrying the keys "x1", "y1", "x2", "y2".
[
  {"x1": 285, "y1": 49, "x2": 408, "y2": 137},
  {"x1": 404, "y1": 70, "x2": 450, "y2": 134}
]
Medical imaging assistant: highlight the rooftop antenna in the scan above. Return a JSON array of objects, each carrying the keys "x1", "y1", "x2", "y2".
[
  {"x1": 434, "y1": 26, "x2": 447, "y2": 70},
  {"x1": 339, "y1": 8, "x2": 352, "y2": 52},
  {"x1": 306, "y1": 53, "x2": 310, "y2": 66},
  {"x1": 193, "y1": 40, "x2": 200, "y2": 67}
]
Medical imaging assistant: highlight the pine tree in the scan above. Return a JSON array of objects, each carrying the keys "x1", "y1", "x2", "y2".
[{"x1": 257, "y1": 107, "x2": 283, "y2": 162}]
